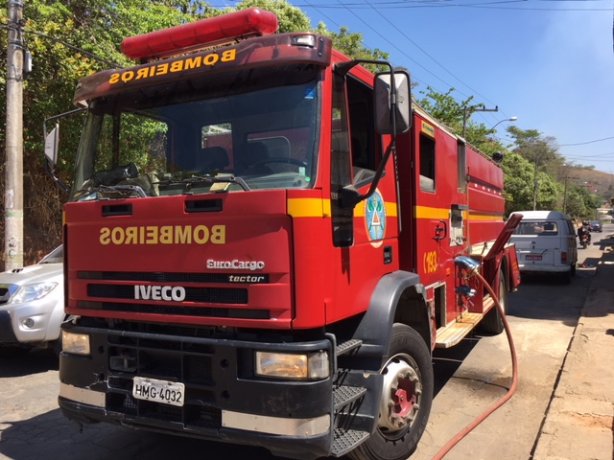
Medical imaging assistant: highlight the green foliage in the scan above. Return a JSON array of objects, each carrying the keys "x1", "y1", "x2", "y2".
[
  {"x1": 0, "y1": 0, "x2": 210, "y2": 263},
  {"x1": 501, "y1": 152, "x2": 535, "y2": 214},
  {"x1": 316, "y1": 23, "x2": 389, "y2": 67}
]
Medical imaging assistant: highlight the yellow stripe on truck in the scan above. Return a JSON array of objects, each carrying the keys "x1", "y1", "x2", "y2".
[{"x1": 287, "y1": 198, "x2": 331, "y2": 218}]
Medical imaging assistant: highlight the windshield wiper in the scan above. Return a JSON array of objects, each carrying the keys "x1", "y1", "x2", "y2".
[
  {"x1": 155, "y1": 173, "x2": 251, "y2": 192},
  {"x1": 74, "y1": 183, "x2": 148, "y2": 201}
]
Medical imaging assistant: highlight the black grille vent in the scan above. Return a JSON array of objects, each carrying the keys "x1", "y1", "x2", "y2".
[
  {"x1": 77, "y1": 301, "x2": 268, "y2": 319},
  {"x1": 87, "y1": 284, "x2": 248, "y2": 304},
  {"x1": 79, "y1": 271, "x2": 234, "y2": 283}
]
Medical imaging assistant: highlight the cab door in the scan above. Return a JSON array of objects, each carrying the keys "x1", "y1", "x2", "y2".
[{"x1": 328, "y1": 68, "x2": 400, "y2": 323}]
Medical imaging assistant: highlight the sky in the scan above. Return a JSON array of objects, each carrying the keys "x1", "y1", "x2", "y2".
[{"x1": 214, "y1": 0, "x2": 614, "y2": 174}]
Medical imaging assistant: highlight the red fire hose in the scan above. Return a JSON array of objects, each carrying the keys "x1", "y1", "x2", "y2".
[{"x1": 432, "y1": 269, "x2": 519, "y2": 460}]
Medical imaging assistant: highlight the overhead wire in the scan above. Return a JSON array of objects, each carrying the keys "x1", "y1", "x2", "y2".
[{"x1": 357, "y1": 0, "x2": 513, "y2": 121}]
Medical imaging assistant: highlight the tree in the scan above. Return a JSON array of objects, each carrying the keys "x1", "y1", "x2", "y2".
[
  {"x1": 233, "y1": 0, "x2": 311, "y2": 33},
  {"x1": 0, "y1": 1, "x2": 208, "y2": 266},
  {"x1": 316, "y1": 23, "x2": 389, "y2": 66}
]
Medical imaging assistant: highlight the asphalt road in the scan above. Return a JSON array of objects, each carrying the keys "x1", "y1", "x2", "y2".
[{"x1": 0, "y1": 225, "x2": 609, "y2": 460}]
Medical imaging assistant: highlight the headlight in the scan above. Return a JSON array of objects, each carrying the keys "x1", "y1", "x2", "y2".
[
  {"x1": 10, "y1": 281, "x2": 58, "y2": 304},
  {"x1": 255, "y1": 350, "x2": 329, "y2": 380},
  {"x1": 62, "y1": 330, "x2": 91, "y2": 355}
]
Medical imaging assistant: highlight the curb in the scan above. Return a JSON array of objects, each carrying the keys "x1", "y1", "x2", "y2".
[{"x1": 532, "y1": 251, "x2": 614, "y2": 460}]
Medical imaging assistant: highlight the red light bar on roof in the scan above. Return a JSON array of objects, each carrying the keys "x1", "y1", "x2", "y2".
[{"x1": 121, "y1": 8, "x2": 279, "y2": 61}]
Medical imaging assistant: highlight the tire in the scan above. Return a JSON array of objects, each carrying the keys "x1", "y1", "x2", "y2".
[
  {"x1": 479, "y1": 271, "x2": 507, "y2": 335},
  {"x1": 349, "y1": 324, "x2": 433, "y2": 460}
]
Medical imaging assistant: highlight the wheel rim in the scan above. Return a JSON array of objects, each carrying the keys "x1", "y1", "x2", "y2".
[{"x1": 378, "y1": 353, "x2": 422, "y2": 435}]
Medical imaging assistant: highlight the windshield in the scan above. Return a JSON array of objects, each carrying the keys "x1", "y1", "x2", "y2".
[
  {"x1": 514, "y1": 221, "x2": 559, "y2": 236},
  {"x1": 71, "y1": 76, "x2": 320, "y2": 200},
  {"x1": 40, "y1": 245, "x2": 64, "y2": 264}
]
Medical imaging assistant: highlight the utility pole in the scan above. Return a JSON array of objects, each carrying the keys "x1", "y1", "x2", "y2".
[{"x1": 4, "y1": 0, "x2": 24, "y2": 270}]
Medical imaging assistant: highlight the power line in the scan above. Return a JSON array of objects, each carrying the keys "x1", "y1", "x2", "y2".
[
  {"x1": 559, "y1": 136, "x2": 614, "y2": 147},
  {"x1": 295, "y1": 0, "x2": 611, "y2": 10},
  {"x1": 0, "y1": 22, "x2": 120, "y2": 68},
  {"x1": 358, "y1": 0, "x2": 512, "y2": 119}
]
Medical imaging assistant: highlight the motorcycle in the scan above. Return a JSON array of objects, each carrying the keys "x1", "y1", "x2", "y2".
[{"x1": 579, "y1": 232, "x2": 590, "y2": 249}]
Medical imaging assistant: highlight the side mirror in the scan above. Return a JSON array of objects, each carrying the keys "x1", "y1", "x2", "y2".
[
  {"x1": 42, "y1": 108, "x2": 86, "y2": 194},
  {"x1": 374, "y1": 70, "x2": 411, "y2": 135},
  {"x1": 44, "y1": 124, "x2": 59, "y2": 166}
]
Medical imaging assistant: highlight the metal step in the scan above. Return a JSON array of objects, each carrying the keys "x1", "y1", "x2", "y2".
[
  {"x1": 336, "y1": 339, "x2": 362, "y2": 356},
  {"x1": 333, "y1": 385, "x2": 367, "y2": 411},
  {"x1": 435, "y1": 311, "x2": 484, "y2": 348},
  {"x1": 331, "y1": 428, "x2": 370, "y2": 457}
]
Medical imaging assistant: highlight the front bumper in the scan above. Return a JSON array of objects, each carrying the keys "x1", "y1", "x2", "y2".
[
  {"x1": 58, "y1": 323, "x2": 335, "y2": 459},
  {"x1": 0, "y1": 296, "x2": 62, "y2": 345}
]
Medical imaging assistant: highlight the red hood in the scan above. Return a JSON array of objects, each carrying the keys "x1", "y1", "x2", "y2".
[{"x1": 64, "y1": 190, "x2": 294, "y2": 329}]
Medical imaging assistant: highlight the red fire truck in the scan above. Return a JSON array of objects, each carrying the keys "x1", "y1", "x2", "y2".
[{"x1": 51, "y1": 8, "x2": 520, "y2": 460}]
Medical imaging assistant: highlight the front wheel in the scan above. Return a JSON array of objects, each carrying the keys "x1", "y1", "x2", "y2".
[{"x1": 349, "y1": 324, "x2": 433, "y2": 460}]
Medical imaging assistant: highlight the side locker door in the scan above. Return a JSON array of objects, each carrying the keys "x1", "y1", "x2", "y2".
[
  {"x1": 414, "y1": 117, "x2": 463, "y2": 331},
  {"x1": 414, "y1": 118, "x2": 448, "y2": 329}
]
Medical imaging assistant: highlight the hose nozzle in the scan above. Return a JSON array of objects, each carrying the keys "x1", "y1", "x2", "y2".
[{"x1": 454, "y1": 256, "x2": 480, "y2": 273}]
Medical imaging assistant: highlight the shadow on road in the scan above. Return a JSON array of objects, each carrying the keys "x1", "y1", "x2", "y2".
[
  {"x1": 432, "y1": 336, "x2": 481, "y2": 396},
  {"x1": 0, "y1": 408, "x2": 284, "y2": 460},
  {"x1": 0, "y1": 348, "x2": 58, "y2": 377}
]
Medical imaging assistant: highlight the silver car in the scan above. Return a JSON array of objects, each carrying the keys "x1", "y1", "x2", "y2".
[{"x1": 0, "y1": 245, "x2": 64, "y2": 350}]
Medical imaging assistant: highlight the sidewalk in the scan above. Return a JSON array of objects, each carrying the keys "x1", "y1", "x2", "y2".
[{"x1": 533, "y1": 249, "x2": 614, "y2": 460}]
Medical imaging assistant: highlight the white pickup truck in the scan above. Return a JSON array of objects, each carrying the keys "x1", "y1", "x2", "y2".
[{"x1": 0, "y1": 246, "x2": 64, "y2": 352}]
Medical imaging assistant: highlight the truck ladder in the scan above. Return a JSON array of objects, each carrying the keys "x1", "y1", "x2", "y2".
[{"x1": 330, "y1": 339, "x2": 373, "y2": 457}]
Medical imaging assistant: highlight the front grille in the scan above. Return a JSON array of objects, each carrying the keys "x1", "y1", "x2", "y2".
[
  {"x1": 87, "y1": 284, "x2": 248, "y2": 304},
  {"x1": 105, "y1": 333, "x2": 222, "y2": 429}
]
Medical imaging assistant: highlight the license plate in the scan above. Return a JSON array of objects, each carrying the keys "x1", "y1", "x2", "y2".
[
  {"x1": 525, "y1": 254, "x2": 542, "y2": 261},
  {"x1": 132, "y1": 376, "x2": 185, "y2": 407}
]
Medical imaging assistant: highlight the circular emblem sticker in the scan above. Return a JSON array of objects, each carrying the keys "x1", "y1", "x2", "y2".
[{"x1": 365, "y1": 190, "x2": 386, "y2": 247}]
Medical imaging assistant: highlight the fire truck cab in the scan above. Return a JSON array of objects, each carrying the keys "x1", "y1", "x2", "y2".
[{"x1": 52, "y1": 8, "x2": 520, "y2": 460}]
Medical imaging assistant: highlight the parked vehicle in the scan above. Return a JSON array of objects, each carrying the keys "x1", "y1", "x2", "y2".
[
  {"x1": 510, "y1": 211, "x2": 577, "y2": 283},
  {"x1": 589, "y1": 220, "x2": 602, "y2": 232},
  {"x1": 0, "y1": 246, "x2": 64, "y2": 351}
]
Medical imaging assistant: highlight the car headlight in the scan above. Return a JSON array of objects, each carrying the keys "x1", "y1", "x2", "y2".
[
  {"x1": 9, "y1": 281, "x2": 58, "y2": 304},
  {"x1": 62, "y1": 330, "x2": 91, "y2": 355},
  {"x1": 255, "y1": 350, "x2": 329, "y2": 380}
]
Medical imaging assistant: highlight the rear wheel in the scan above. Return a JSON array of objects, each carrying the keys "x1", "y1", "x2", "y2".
[
  {"x1": 479, "y1": 271, "x2": 507, "y2": 335},
  {"x1": 349, "y1": 324, "x2": 433, "y2": 460}
]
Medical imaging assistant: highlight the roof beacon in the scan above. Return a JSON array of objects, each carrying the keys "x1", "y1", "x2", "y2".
[{"x1": 121, "y1": 8, "x2": 279, "y2": 62}]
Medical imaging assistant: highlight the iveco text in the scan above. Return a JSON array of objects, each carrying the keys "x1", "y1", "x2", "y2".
[{"x1": 134, "y1": 285, "x2": 186, "y2": 301}]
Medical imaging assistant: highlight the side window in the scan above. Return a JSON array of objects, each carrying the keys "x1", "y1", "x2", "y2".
[
  {"x1": 347, "y1": 76, "x2": 380, "y2": 187},
  {"x1": 331, "y1": 73, "x2": 354, "y2": 247},
  {"x1": 420, "y1": 133, "x2": 436, "y2": 192}
]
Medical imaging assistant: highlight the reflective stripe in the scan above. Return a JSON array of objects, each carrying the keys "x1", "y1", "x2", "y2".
[
  {"x1": 287, "y1": 198, "x2": 331, "y2": 218},
  {"x1": 415, "y1": 206, "x2": 449, "y2": 220},
  {"x1": 288, "y1": 198, "x2": 398, "y2": 219},
  {"x1": 59, "y1": 383, "x2": 105, "y2": 407},
  {"x1": 222, "y1": 410, "x2": 330, "y2": 436},
  {"x1": 416, "y1": 206, "x2": 502, "y2": 222}
]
